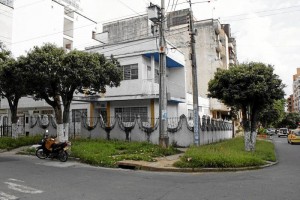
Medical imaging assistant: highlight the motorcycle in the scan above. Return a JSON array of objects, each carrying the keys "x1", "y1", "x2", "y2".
[{"x1": 35, "y1": 137, "x2": 69, "y2": 162}]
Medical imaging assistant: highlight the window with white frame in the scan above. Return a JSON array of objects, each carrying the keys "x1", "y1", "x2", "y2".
[
  {"x1": 122, "y1": 64, "x2": 138, "y2": 80},
  {"x1": 115, "y1": 107, "x2": 148, "y2": 122}
]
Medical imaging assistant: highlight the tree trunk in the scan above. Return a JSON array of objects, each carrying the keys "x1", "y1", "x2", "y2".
[
  {"x1": 57, "y1": 123, "x2": 64, "y2": 142},
  {"x1": 11, "y1": 123, "x2": 18, "y2": 138},
  {"x1": 243, "y1": 105, "x2": 258, "y2": 152},
  {"x1": 63, "y1": 123, "x2": 69, "y2": 141},
  {"x1": 8, "y1": 99, "x2": 19, "y2": 138},
  {"x1": 63, "y1": 100, "x2": 71, "y2": 142},
  {"x1": 53, "y1": 95, "x2": 64, "y2": 142},
  {"x1": 244, "y1": 130, "x2": 257, "y2": 151}
]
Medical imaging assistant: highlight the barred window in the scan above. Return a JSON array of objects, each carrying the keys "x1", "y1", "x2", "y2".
[
  {"x1": 122, "y1": 64, "x2": 138, "y2": 80},
  {"x1": 171, "y1": 16, "x2": 186, "y2": 26},
  {"x1": 115, "y1": 107, "x2": 147, "y2": 122}
]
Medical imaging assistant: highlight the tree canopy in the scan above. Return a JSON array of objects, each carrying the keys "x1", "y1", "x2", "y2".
[
  {"x1": 259, "y1": 99, "x2": 286, "y2": 128},
  {"x1": 22, "y1": 43, "x2": 122, "y2": 141},
  {"x1": 0, "y1": 44, "x2": 34, "y2": 137},
  {"x1": 208, "y1": 62, "x2": 285, "y2": 151},
  {"x1": 278, "y1": 112, "x2": 300, "y2": 129}
]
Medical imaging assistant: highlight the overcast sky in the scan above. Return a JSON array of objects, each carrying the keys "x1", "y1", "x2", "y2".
[{"x1": 81, "y1": 0, "x2": 300, "y2": 97}]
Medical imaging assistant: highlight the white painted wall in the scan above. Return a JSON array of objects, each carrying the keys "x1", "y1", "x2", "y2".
[
  {"x1": 12, "y1": 0, "x2": 64, "y2": 57},
  {"x1": 73, "y1": 12, "x2": 98, "y2": 50},
  {"x1": 11, "y1": 0, "x2": 98, "y2": 57}
]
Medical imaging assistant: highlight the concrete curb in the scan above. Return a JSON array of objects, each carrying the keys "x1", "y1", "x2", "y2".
[{"x1": 116, "y1": 160, "x2": 278, "y2": 173}]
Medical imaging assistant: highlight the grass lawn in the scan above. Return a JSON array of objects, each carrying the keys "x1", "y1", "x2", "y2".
[
  {"x1": 1, "y1": 136, "x2": 276, "y2": 169},
  {"x1": 70, "y1": 139, "x2": 180, "y2": 168},
  {"x1": 174, "y1": 137, "x2": 276, "y2": 168},
  {"x1": 0, "y1": 135, "x2": 41, "y2": 151}
]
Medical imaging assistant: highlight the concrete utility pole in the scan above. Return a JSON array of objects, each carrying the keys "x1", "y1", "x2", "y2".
[
  {"x1": 158, "y1": 0, "x2": 169, "y2": 147},
  {"x1": 188, "y1": 0, "x2": 200, "y2": 146}
]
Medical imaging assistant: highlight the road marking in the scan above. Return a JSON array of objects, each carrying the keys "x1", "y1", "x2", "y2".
[
  {"x1": 4, "y1": 182, "x2": 43, "y2": 194},
  {"x1": 8, "y1": 178, "x2": 24, "y2": 183},
  {"x1": 0, "y1": 191, "x2": 18, "y2": 200}
]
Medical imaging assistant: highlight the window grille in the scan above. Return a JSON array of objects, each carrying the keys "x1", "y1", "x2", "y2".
[
  {"x1": 122, "y1": 64, "x2": 138, "y2": 80},
  {"x1": 115, "y1": 107, "x2": 148, "y2": 122}
]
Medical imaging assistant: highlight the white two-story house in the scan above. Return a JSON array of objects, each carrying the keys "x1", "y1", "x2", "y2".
[{"x1": 73, "y1": 15, "x2": 187, "y2": 126}]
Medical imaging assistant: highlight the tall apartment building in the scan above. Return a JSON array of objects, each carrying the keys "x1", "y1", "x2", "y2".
[
  {"x1": 0, "y1": 0, "x2": 13, "y2": 49},
  {"x1": 11, "y1": 0, "x2": 99, "y2": 57},
  {"x1": 292, "y1": 68, "x2": 300, "y2": 112},
  {"x1": 287, "y1": 94, "x2": 294, "y2": 113},
  {"x1": 166, "y1": 9, "x2": 237, "y2": 119},
  {"x1": 0, "y1": 0, "x2": 100, "y2": 133}
]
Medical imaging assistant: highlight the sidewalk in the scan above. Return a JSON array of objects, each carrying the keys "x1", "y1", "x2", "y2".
[
  {"x1": 116, "y1": 150, "x2": 278, "y2": 173},
  {"x1": 1, "y1": 147, "x2": 278, "y2": 173}
]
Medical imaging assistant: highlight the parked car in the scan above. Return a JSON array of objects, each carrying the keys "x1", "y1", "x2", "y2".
[
  {"x1": 278, "y1": 128, "x2": 288, "y2": 137},
  {"x1": 287, "y1": 129, "x2": 300, "y2": 144},
  {"x1": 266, "y1": 128, "x2": 276, "y2": 136}
]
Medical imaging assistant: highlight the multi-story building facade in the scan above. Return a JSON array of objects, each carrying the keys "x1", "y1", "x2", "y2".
[
  {"x1": 0, "y1": 0, "x2": 13, "y2": 49},
  {"x1": 0, "y1": 4, "x2": 236, "y2": 138},
  {"x1": 76, "y1": 15, "x2": 186, "y2": 125},
  {"x1": 76, "y1": 9, "x2": 237, "y2": 123},
  {"x1": 165, "y1": 10, "x2": 237, "y2": 119},
  {"x1": 11, "y1": 0, "x2": 99, "y2": 57},
  {"x1": 292, "y1": 68, "x2": 300, "y2": 112},
  {"x1": 287, "y1": 94, "x2": 294, "y2": 113},
  {"x1": 0, "y1": 0, "x2": 100, "y2": 135}
]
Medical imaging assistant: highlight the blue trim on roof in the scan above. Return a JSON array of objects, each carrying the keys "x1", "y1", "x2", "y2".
[{"x1": 143, "y1": 53, "x2": 183, "y2": 68}]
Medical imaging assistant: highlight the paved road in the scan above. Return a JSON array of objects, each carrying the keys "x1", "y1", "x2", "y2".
[{"x1": 0, "y1": 136, "x2": 299, "y2": 200}]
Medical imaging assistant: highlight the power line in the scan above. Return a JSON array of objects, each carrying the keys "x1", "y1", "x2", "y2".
[
  {"x1": 117, "y1": 0, "x2": 146, "y2": 18},
  {"x1": 222, "y1": 9, "x2": 300, "y2": 22},
  {"x1": 220, "y1": 5, "x2": 300, "y2": 22},
  {"x1": 89, "y1": 29, "x2": 188, "y2": 55},
  {"x1": 222, "y1": 4, "x2": 300, "y2": 19}
]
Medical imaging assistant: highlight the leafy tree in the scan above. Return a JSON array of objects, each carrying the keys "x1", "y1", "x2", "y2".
[
  {"x1": 208, "y1": 62, "x2": 285, "y2": 151},
  {"x1": 278, "y1": 112, "x2": 300, "y2": 129},
  {"x1": 60, "y1": 50, "x2": 122, "y2": 138},
  {"x1": 0, "y1": 45, "x2": 31, "y2": 138},
  {"x1": 23, "y1": 43, "x2": 122, "y2": 141},
  {"x1": 259, "y1": 99, "x2": 286, "y2": 128}
]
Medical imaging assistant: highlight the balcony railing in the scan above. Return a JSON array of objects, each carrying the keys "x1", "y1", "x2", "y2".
[{"x1": 104, "y1": 79, "x2": 159, "y2": 97}]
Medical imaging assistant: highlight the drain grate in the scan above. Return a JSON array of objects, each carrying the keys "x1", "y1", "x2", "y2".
[{"x1": 118, "y1": 164, "x2": 138, "y2": 170}]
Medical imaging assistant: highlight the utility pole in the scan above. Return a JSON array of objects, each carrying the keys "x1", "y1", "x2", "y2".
[
  {"x1": 158, "y1": 0, "x2": 168, "y2": 148},
  {"x1": 188, "y1": 0, "x2": 200, "y2": 146},
  {"x1": 148, "y1": 2, "x2": 168, "y2": 147}
]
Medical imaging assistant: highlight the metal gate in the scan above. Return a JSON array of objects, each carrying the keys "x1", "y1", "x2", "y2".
[{"x1": 0, "y1": 125, "x2": 12, "y2": 137}]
